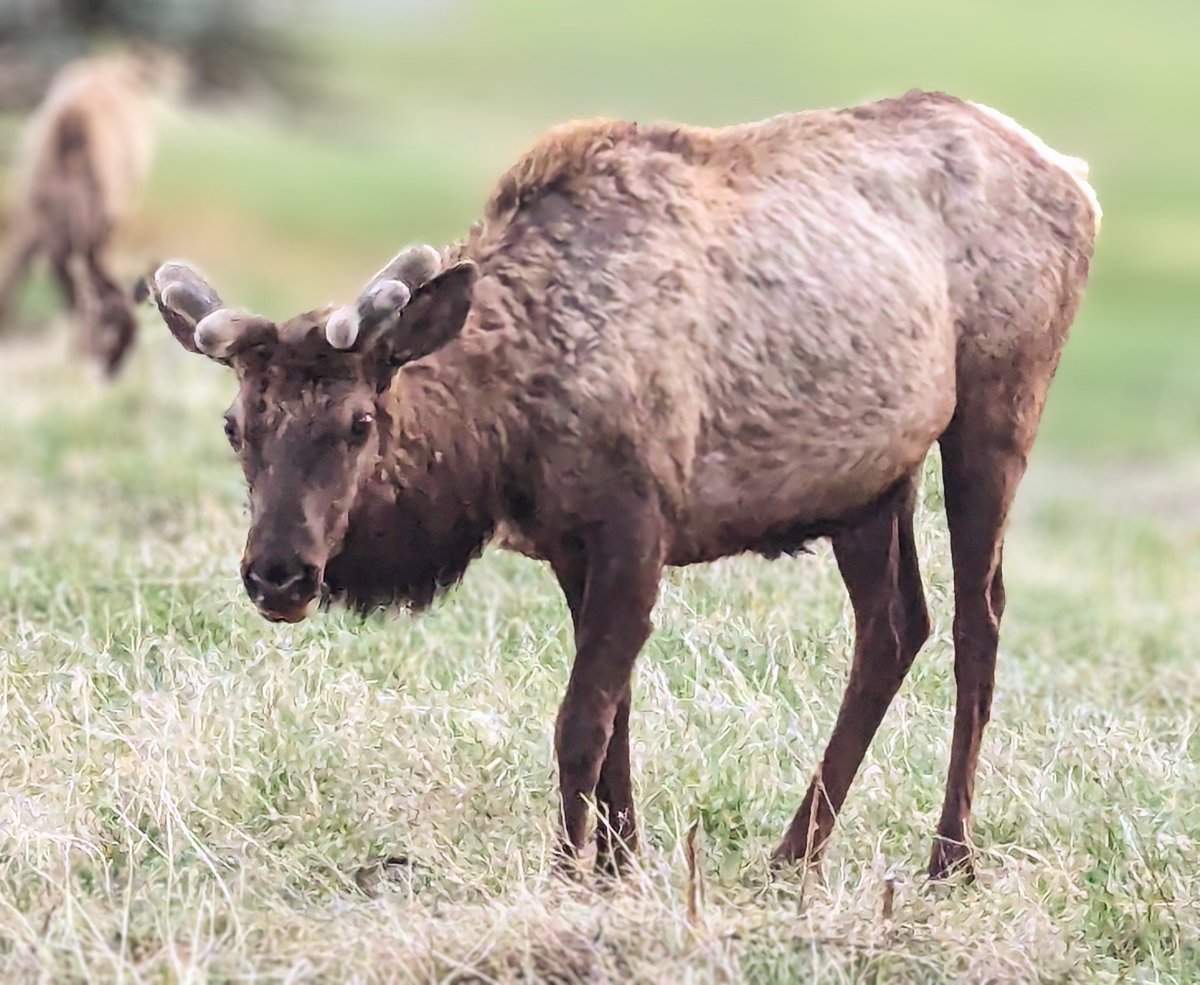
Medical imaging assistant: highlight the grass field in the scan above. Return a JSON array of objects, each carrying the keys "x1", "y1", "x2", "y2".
[{"x1": 2, "y1": 1, "x2": 1199, "y2": 981}]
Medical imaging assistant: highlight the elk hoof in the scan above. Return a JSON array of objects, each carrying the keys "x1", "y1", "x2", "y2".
[
  {"x1": 551, "y1": 844, "x2": 587, "y2": 882},
  {"x1": 769, "y1": 825, "x2": 827, "y2": 872},
  {"x1": 594, "y1": 846, "x2": 636, "y2": 883},
  {"x1": 928, "y1": 836, "x2": 975, "y2": 881}
]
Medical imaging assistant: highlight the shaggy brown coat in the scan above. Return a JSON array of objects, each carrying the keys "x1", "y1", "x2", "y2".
[{"x1": 151, "y1": 89, "x2": 1099, "y2": 879}]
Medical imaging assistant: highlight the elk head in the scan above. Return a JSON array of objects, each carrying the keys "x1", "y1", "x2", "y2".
[{"x1": 149, "y1": 246, "x2": 477, "y2": 622}]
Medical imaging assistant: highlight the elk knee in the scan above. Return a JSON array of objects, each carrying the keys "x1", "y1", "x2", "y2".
[
  {"x1": 904, "y1": 602, "x2": 932, "y2": 660},
  {"x1": 952, "y1": 605, "x2": 1000, "y2": 654}
]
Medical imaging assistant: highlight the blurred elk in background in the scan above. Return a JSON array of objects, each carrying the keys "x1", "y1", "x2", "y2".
[
  {"x1": 0, "y1": 51, "x2": 172, "y2": 374},
  {"x1": 0, "y1": 0, "x2": 306, "y2": 113},
  {"x1": 0, "y1": 0, "x2": 309, "y2": 374}
]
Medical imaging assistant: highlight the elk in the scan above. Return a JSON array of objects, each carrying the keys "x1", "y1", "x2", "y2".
[
  {"x1": 149, "y1": 90, "x2": 1099, "y2": 879},
  {"x1": 0, "y1": 51, "x2": 172, "y2": 374}
]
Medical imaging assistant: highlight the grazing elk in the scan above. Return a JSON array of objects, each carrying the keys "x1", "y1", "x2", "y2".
[
  {"x1": 149, "y1": 90, "x2": 1099, "y2": 879},
  {"x1": 0, "y1": 51, "x2": 173, "y2": 374}
]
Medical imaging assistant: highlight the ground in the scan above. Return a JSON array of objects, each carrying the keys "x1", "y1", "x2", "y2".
[{"x1": 1, "y1": 1, "x2": 1198, "y2": 981}]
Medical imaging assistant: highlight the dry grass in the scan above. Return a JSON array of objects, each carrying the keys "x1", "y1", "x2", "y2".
[
  {"x1": 3, "y1": 1, "x2": 1199, "y2": 976},
  {"x1": 1, "y1": 327, "x2": 1198, "y2": 983}
]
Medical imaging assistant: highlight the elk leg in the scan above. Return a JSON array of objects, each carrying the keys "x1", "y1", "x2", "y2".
[
  {"x1": 550, "y1": 548, "x2": 637, "y2": 876},
  {"x1": 929, "y1": 420, "x2": 1028, "y2": 879},
  {"x1": 553, "y1": 506, "x2": 664, "y2": 873},
  {"x1": 593, "y1": 685, "x2": 635, "y2": 876},
  {"x1": 48, "y1": 248, "x2": 81, "y2": 312},
  {"x1": 773, "y1": 476, "x2": 929, "y2": 867},
  {"x1": 82, "y1": 244, "x2": 137, "y2": 375}
]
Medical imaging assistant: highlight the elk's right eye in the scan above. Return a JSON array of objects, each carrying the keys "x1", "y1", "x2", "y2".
[{"x1": 223, "y1": 417, "x2": 240, "y2": 449}]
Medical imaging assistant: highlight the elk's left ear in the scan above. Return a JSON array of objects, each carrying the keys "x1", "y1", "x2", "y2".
[{"x1": 372, "y1": 261, "x2": 478, "y2": 370}]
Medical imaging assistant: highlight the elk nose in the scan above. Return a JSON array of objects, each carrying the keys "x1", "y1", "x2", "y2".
[{"x1": 244, "y1": 557, "x2": 319, "y2": 598}]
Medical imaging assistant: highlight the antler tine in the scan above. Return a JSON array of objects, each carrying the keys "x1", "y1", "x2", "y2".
[
  {"x1": 154, "y1": 261, "x2": 222, "y2": 323},
  {"x1": 153, "y1": 261, "x2": 274, "y2": 359},
  {"x1": 326, "y1": 245, "x2": 444, "y2": 350},
  {"x1": 368, "y1": 244, "x2": 443, "y2": 294}
]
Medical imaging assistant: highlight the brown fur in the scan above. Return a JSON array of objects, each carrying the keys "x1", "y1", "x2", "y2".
[
  {"x1": 153, "y1": 89, "x2": 1098, "y2": 880},
  {"x1": 0, "y1": 55, "x2": 163, "y2": 374}
]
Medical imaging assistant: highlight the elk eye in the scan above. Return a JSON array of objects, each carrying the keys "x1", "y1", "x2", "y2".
[
  {"x1": 223, "y1": 416, "x2": 240, "y2": 448},
  {"x1": 349, "y1": 412, "x2": 374, "y2": 442}
]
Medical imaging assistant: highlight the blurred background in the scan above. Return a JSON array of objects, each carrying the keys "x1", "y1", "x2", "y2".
[{"x1": 0, "y1": 0, "x2": 1195, "y2": 461}]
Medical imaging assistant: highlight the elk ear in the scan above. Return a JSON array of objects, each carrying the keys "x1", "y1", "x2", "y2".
[{"x1": 371, "y1": 261, "x2": 477, "y2": 371}]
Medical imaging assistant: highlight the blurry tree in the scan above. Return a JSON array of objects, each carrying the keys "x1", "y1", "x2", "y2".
[{"x1": 0, "y1": 0, "x2": 311, "y2": 110}]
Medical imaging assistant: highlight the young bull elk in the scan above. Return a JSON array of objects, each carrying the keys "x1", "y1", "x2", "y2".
[
  {"x1": 0, "y1": 52, "x2": 174, "y2": 374},
  {"x1": 149, "y1": 90, "x2": 1099, "y2": 879}
]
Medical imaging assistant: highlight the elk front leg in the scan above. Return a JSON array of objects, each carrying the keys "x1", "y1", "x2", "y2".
[
  {"x1": 593, "y1": 685, "x2": 635, "y2": 875},
  {"x1": 551, "y1": 547, "x2": 640, "y2": 876},
  {"x1": 553, "y1": 508, "x2": 664, "y2": 873}
]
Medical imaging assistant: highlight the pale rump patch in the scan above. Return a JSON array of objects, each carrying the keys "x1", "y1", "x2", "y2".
[{"x1": 970, "y1": 102, "x2": 1102, "y2": 230}]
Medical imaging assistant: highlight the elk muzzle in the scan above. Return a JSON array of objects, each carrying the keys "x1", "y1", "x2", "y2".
[{"x1": 241, "y1": 553, "x2": 323, "y2": 623}]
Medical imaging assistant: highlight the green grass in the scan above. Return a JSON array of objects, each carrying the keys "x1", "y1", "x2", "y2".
[{"x1": 1, "y1": 0, "x2": 1199, "y2": 980}]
